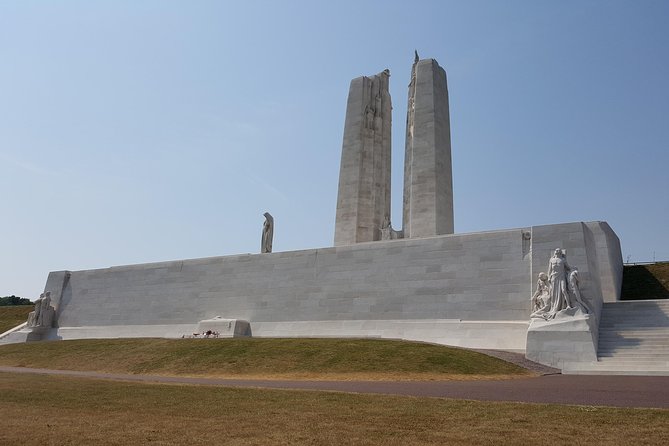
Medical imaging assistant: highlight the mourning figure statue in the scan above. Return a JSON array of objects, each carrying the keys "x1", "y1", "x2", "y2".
[
  {"x1": 261, "y1": 212, "x2": 274, "y2": 254},
  {"x1": 531, "y1": 249, "x2": 590, "y2": 320},
  {"x1": 27, "y1": 292, "x2": 54, "y2": 328}
]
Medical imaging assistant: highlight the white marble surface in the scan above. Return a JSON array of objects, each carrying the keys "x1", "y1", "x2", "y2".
[
  {"x1": 335, "y1": 70, "x2": 392, "y2": 246},
  {"x1": 28, "y1": 221, "x2": 622, "y2": 354},
  {"x1": 403, "y1": 58, "x2": 454, "y2": 238}
]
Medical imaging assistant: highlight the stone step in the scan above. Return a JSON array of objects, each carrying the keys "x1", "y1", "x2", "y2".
[
  {"x1": 602, "y1": 309, "x2": 669, "y2": 315},
  {"x1": 599, "y1": 346, "x2": 669, "y2": 352},
  {"x1": 598, "y1": 347, "x2": 669, "y2": 353},
  {"x1": 600, "y1": 311, "x2": 669, "y2": 316},
  {"x1": 598, "y1": 352, "x2": 669, "y2": 358},
  {"x1": 603, "y1": 299, "x2": 669, "y2": 305},
  {"x1": 595, "y1": 359, "x2": 669, "y2": 366},
  {"x1": 602, "y1": 310, "x2": 669, "y2": 321},
  {"x1": 599, "y1": 337, "x2": 669, "y2": 342},
  {"x1": 599, "y1": 344, "x2": 669, "y2": 349},
  {"x1": 600, "y1": 325, "x2": 669, "y2": 330},
  {"x1": 599, "y1": 331, "x2": 669, "y2": 337},
  {"x1": 599, "y1": 329, "x2": 669, "y2": 339},
  {"x1": 602, "y1": 308, "x2": 669, "y2": 314},
  {"x1": 600, "y1": 320, "x2": 669, "y2": 325},
  {"x1": 575, "y1": 300, "x2": 669, "y2": 375}
]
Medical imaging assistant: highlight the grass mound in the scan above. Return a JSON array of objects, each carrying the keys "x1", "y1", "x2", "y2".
[
  {"x1": 622, "y1": 262, "x2": 669, "y2": 300},
  {"x1": 0, "y1": 338, "x2": 531, "y2": 380},
  {"x1": 0, "y1": 306, "x2": 31, "y2": 333}
]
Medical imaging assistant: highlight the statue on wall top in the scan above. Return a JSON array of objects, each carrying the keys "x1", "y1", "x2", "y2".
[
  {"x1": 261, "y1": 212, "x2": 274, "y2": 254},
  {"x1": 531, "y1": 249, "x2": 590, "y2": 320}
]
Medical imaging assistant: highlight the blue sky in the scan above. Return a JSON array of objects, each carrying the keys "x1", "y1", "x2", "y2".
[{"x1": 1, "y1": 1, "x2": 668, "y2": 298}]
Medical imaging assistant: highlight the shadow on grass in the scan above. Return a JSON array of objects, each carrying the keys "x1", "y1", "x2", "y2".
[{"x1": 621, "y1": 262, "x2": 669, "y2": 300}]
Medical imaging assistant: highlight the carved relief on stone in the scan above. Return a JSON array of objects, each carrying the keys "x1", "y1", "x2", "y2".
[
  {"x1": 380, "y1": 215, "x2": 403, "y2": 240},
  {"x1": 365, "y1": 105, "x2": 375, "y2": 129},
  {"x1": 530, "y1": 249, "x2": 590, "y2": 320}
]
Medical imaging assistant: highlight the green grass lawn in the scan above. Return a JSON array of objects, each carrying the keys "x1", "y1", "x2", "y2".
[
  {"x1": 0, "y1": 372, "x2": 667, "y2": 446},
  {"x1": 0, "y1": 337, "x2": 531, "y2": 380},
  {"x1": 0, "y1": 305, "x2": 31, "y2": 333}
]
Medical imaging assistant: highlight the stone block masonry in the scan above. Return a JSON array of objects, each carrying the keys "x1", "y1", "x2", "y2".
[
  {"x1": 14, "y1": 221, "x2": 621, "y2": 352},
  {"x1": 334, "y1": 70, "x2": 392, "y2": 246},
  {"x1": 403, "y1": 58, "x2": 453, "y2": 238}
]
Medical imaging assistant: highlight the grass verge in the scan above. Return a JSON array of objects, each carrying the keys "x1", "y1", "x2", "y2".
[
  {"x1": 0, "y1": 305, "x2": 31, "y2": 333},
  {"x1": 0, "y1": 372, "x2": 667, "y2": 446},
  {"x1": 0, "y1": 338, "x2": 532, "y2": 380},
  {"x1": 622, "y1": 262, "x2": 669, "y2": 300}
]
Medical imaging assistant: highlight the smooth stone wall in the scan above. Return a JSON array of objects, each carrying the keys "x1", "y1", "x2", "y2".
[
  {"x1": 403, "y1": 59, "x2": 454, "y2": 238},
  {"x1": 35, "y1": 221, "x2": 621, "y2": 352},
  {"x1": 334, "y1": 70, "x2": 392, "y2": 246}
]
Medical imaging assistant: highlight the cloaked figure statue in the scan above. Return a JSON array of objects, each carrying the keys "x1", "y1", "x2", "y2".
[
  {"x1": 531, "y1": 249, "x2": 590, "y2": 320},
  {"x1": 261, "y1": 212, "x2": 274, "y2": 254}
]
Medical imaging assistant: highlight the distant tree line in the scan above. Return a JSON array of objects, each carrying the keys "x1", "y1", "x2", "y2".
[{"x1": 0, "y1": 295, "x2": 33, "y2": 306}]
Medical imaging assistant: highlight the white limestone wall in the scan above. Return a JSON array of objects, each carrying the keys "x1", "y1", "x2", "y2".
[
  {"x1": 586, "y1": 222, "x2": 623, "y2": 302},
  {"x1": 35, "y1": 221, "x2": 621, "y2": 352},
  {"x1": 52, "y1": 228, "x2": 532, "y2": 329}
]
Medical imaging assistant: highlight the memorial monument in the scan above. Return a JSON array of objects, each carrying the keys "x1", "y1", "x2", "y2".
[
  {"x1": 403, "y1": 53, "x2": 454, "y2": 238},
  {"x1": 334, "y1": 69, "x2": 391, "y2": 246},
  {"x1": 334, "y1": 52, "x2": 453, "y2": 245},
  {"x1": 3, "y1": 54, "x2": 645, "y2": 374}
]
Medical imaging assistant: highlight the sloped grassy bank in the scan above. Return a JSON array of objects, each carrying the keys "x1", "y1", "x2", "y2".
[{"x1": 0, "y1": 337, "x2": 531, "y2": 380}]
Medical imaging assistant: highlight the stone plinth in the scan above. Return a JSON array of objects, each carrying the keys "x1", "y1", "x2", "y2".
[
  {"x1": 196, "y1": 317, "x2": 251, "y2": 337},
  {"x1": 526, "y1": 309, "x2": 598, "y2": 368}
]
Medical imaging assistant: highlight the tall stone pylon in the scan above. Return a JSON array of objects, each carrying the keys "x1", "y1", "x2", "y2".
[
  {"x1": 334, "y1": 70, "x2": 392, "y2": 246},
  {"x1": 402, "y1": 55, "x2": 454, "y2": 238}
]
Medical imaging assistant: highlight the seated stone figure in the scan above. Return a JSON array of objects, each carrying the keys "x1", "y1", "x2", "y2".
[
  {"x1": 530, "y1": 272, "x2": 550, "y2": 318},
  {"x1": 27, "y1": 292, "x2": 54, "y2": 328}
]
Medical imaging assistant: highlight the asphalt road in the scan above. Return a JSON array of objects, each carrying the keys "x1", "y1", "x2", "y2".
[{"x1": 1, "y1": 366, "x2": 667, "y2": 409}]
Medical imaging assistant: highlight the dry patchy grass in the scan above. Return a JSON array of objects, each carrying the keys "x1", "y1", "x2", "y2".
[
  {"x1": 0, "y1": 305, "x2": 31, "y2": 333},
  {"x1": 0, "y1": 372, "x2": 667, "y2": 445},
  {"x1": 0, "y1": 338, "x2": 533, "y2": 380}
]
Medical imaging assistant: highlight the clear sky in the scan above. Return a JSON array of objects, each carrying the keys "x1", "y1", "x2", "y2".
[{"x1": 1, "y1": 1, "x2": 668, "y2": 298}]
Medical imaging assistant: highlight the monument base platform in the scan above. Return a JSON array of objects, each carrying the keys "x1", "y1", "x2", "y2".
[
  {"x1": 0, "y1": 319, "x2": 531, "y2": 351},
  {"x1": 526, "y1": 310, "x2": 598, "y2": 368}
]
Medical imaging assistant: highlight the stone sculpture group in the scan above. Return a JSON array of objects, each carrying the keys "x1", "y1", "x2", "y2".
[
  {"x1": 531, "y1": 249, "x2": 591, "y2": 320},
  {"x1": 26, "y1": 291, "x2": 55, "y2": 329}
]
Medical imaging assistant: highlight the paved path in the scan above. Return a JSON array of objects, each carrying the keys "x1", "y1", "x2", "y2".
[{"x1": 1, "y1": 366, "x2": 667, "y2": 409}]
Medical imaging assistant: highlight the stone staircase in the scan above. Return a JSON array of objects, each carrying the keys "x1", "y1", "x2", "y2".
[{"x1": 563, "y1": 300, "x2": 669, "y2": 375}]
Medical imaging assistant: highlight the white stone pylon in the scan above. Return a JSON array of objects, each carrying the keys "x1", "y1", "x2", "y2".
[
  {"x1": 334, "y1": 69, "x2": 392, "y2": 246},
  {"x1": 402, "y1": 57, "x2": 454, "y2": 238}
]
